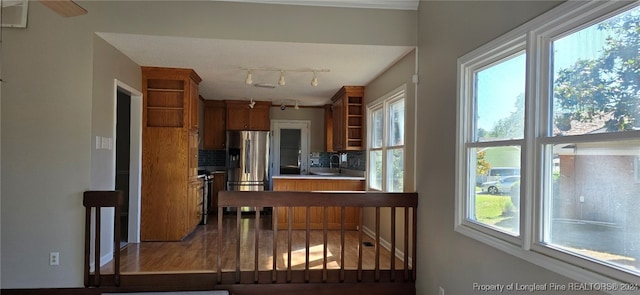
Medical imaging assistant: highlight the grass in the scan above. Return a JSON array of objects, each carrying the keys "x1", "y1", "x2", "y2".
[{"x1": 475, "y1": 193, "x2": 514, "y2": 226}]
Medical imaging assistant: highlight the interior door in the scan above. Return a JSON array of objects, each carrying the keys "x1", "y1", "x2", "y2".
[{"x1": 271, "y1": 120, "x2": 310, "y2": 177}]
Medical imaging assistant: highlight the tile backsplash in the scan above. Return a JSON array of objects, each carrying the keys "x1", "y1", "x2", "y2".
[
  {"x1": 311, "y1": 151, "x2": 366, "y2": 171},
  {"x1": 198, "y1": 150, "x2": 226, "y2": 167},
  {"x1": 200, "y1": 149, "x2": 366, "y2": 171}
]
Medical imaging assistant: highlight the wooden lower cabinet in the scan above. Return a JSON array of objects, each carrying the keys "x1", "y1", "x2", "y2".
[
  {"x1": 210, "y1": 172, "x2": 226, "y2": 213},
  {"x1": 188, "y1": 180, "x2": 204, "y2": 230},
  {"x1": 272, "y1": 178, "x2": 365, "y2": 230}
]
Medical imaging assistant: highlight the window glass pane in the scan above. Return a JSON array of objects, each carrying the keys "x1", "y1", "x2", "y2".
[
  {"x1": 386, "y1": 149, "x2": 404, "y2": 192},
  {"x1": 369, "y1": 150, "x2": 383, "y2": 190},
  {"x1": 544, "y1": 140, "x2": 640, "y2": 274},
  {"x1": 470, "y1": 146, "x2": 521, "y2": 235},
  {"x1": 475, "y1": 53, "x2": 526, "y2": 142},
  {"x1": 371, "y1": 108, "x2": 383, "y2": 148},
  {"x1": 389, "y1": 99, "x2": 405, "y2": 146},
  {"x1": 552, "y1": 6, "x2": 640, "y2": 136}
]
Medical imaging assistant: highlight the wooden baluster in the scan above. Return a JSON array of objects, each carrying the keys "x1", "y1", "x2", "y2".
[
  {"x1": 217, "y1": 206, "x2": 223, "y2": 284},
  {"x1": 272, "y1": 206, "x2": 278, "y2": 282},
  {"x1": 236, "y1": 208, "x2": 241, "y2": 283},
  {"x1": 391, "y1": 207, "x2": 397, "y2": 282},
  {"x1": 375, "y1": 207, "x2": 380, "y2": 282},
  {"x1": 323, "y1": 206, "x2": 328, "y2": 282},
  {"x1": 84, "y1": 206, "x2": 91, "y2": 287},
  {"x1": 254, "y1": 207, "x2": 260, "y2": 282},
  {"x1": 95, "y1": 208, "x2": 101, "y2": 286},
  {"x1": 412, "y1": 207, "x2": 417, "y2": 281},
  {"x1": 114, "y1": 203, "x2": 121, "y2": 286},
  {"x1": 287, "y1": 207, "x2": 292, "y2": 283},
  {"x1": 340, "y1": 207, "x2": 346, "y2": 282},
  {"x1": 357, "y1": 207, "x2": 363, "y2": 282},
  {"x1": 305, "y1": 206, "x2": 310, "y2": 283},
  {"x1": 404, "y1": 207, "x2": 409, "y2": 281}
]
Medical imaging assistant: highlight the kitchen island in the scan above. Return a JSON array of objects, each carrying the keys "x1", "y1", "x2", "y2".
[{"x1": 272, "y1": 174, "x2": 365, "y2": 230}]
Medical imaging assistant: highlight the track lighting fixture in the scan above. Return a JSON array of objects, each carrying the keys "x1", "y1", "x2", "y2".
[
  {"x1": 245, "y1": 70, "x2": 253, "y2": 85},
  {"x1": 248, "y1": 98, "x2": 255, "y2": 109},
  {"x1": 280, "y1": 103, "x2": 287, "y2": 111},
  {"x1": 294, "y1": 101, "x2": 300, "y2": 110},
  {"x1": 241, "y1": 68, "x2": 329, "y2": 87}
]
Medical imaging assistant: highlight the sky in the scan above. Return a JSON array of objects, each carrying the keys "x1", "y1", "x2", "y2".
[{"x1": 474, "y1": 16, "x2": 613, "y2": 134}]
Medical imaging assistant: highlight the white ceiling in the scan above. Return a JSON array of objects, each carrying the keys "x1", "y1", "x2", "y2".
[
  {"x1": 97, "y1": 0, "x2": 417, "y2": 106},
  {"x1": 213, "y1": 0, "x2": 420, "y2": 10},
  {"x1": 99, "y1": 33, "x2": 415, "y2": 106}
]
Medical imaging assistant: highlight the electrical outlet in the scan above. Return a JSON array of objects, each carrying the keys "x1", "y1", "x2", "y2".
[
  {"x1": 439, "y1": 286, "x2": 445, "y2": 295},
  {"x1": 49, "y1": 252, "x2": 60, "y2": 266}
]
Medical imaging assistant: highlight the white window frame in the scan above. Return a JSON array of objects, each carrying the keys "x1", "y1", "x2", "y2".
[
  {"x1": 367, "y1": 85, "x2": 406, "y2": 192},
  {"x1": 456, "y1": 0, "x2": 640, "y2": 290}
]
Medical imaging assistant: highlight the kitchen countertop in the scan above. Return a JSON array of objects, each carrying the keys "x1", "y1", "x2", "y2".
[{"x1": 271, "y1": 174, "x2": 365, "y2": 180}]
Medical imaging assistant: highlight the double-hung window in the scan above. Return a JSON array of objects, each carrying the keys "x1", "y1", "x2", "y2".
[
  {"x1": 457, "y1": 0, "x2": 640, "y2": 286},
  {"x1": 368, "y1": 86, "x2": 406, "y2": 192}
]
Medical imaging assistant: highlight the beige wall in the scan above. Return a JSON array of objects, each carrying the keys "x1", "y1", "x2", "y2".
[
  {"x1": 415, "y1": 1, "x2": 606, "y2": 294},
  {"x1": 362, "y1": 49, "x2": 417, "y2": 259},
  {"x1": 1, "y1": 0, "x2": 416, "y2": 288}
]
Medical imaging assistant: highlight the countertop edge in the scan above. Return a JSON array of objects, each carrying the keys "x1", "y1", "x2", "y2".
[{"x1": 272, "y1": 175, "x2": 365, "y2": 180}]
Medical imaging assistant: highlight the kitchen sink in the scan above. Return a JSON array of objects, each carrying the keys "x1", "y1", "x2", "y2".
[{"x1": 310, "y1": 172, "x2": 340, "y2": 176}]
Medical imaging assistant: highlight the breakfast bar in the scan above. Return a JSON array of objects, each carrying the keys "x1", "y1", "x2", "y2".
[{"x1": 271, "y1": 174, "x2": 365, "y2": 230}]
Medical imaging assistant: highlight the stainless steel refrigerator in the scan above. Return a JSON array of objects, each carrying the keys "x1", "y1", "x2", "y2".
[{"x1": 226, "y1": 130, "x2": 270, "y2": 212}]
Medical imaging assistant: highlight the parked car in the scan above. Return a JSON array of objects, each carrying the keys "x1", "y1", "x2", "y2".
[
  {"x1": 481, "y1": 176, "x2": 520, "y2": 194},
  {"x1": 510, "y1": 180, "x2": 520, "y2": 207}
]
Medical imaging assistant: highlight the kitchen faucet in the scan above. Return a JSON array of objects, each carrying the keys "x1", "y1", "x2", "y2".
[{"x1": 329, "y1": 153, "x2": 340, "y2": 169}]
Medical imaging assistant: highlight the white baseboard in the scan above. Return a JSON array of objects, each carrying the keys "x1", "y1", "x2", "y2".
[
  {"x1": 89, "y1": 252, "x2": 114, "y2": 272},
  {"x1": 361, "y1": 225, "x2": 413, "y2": 266}
]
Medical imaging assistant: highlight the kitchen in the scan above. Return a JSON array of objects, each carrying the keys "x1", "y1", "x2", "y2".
[
  {"x1": 99, "y1": 54, "x2": 415, "y2": 273},
  {"x1": 101, "y1": 34, "x2": 416, "y2": 245}
]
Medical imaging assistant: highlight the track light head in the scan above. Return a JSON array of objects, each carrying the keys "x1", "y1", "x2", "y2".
[
  {"x1": 310, "y1": 71, "x2": 318, "y2": 87},
  {"x1": 280, "y1": 103, "x2": 286, "y2": 111},
  {"x1": 294, "y1": 101, "x2": 300, "y2": 110},
  {"x1": 248, "y1": 98, "x2": 255, "y2": 109},
  {"x1": 245, "y1": 70, "x2": 253, "y2": 85},
  {"x1": 278, "y1": 71, "x2": 286, "y2": 86}
]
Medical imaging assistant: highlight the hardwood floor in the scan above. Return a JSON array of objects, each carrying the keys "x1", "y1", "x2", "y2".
[{"x1": 101, "y1": 213, "x2": 405, "y2": 274}]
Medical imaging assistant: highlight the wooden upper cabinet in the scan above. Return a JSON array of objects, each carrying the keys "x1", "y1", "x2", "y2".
[
  {"x1": 188, "y1": 79, "x2": 199, "y2": 131},
  {"x1": 225, "y1": 100, "x2": 270, "y2": 131},
  {"x1": 142, "y1": 66, "x2": 202, "y2": 129},
  {"x1": 324, "y1": 104, "x2": 334, "y2": 152},
  {"x1": 331, "y1": 86, "x2": 365, "y2": 151},
  {"x1": 141, "y1": 66, "x2": 202, "y2": 242},
  {"x1": 202, "y1": 100, "x2": 226, "y2": 150}
]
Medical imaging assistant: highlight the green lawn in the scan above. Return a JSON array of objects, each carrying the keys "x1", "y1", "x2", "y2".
[{"x1": 475, "y1": 193, "x2": 515, "y2": 226}]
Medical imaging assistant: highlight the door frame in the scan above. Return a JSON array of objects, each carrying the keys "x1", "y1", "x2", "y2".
[
  {"x1": 271, "y1": 120, "x2": 311, "y2": 180},
  {"x1": 113, "y1": 79, "x2": 143, "y2": 243}
]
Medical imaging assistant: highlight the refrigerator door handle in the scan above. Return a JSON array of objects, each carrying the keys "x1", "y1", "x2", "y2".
[{"x1": 244, "y1": 138, "x2": 251, "y2": 174}]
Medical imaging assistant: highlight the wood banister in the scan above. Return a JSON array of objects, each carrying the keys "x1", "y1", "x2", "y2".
[
  {"x1": 215, "y1": 191, "x2": 418, "y2": 286},
  {"x1": 83, "y1": 190, "x2": 123, "y2": 287}
]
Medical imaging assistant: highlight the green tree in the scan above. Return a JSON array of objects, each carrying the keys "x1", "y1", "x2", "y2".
[
  {"x1": 489, "y1": 94, "x2": 525, "y2": 139},
  {"x1": 554, "y1": 9, "x2": 640, "y2": 131},
  {"x1": 476, "y1": 150, "x2": 491, "y2": 176}
]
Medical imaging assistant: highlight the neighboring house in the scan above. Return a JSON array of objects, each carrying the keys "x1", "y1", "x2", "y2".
[
  {"x1": 555, "y1": 145, "x2": 640, "y2": 225},
  {"x1": 476, "y1": 146, "x2": 521, "y2": 184},
  {"x1": 553, "y1": 112, "x2": 640, "y2": 224}
]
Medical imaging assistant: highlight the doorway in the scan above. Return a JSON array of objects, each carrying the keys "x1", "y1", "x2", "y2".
[
  {"x1": 271, "y1": 120, "x2": 310, "y2": 178},
  {"x1": 115, "y1": 90, "x2": 131, "y2": 245},
  {"x1": 114, "y1": 80, "x2": 143, "y2": 244}
]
